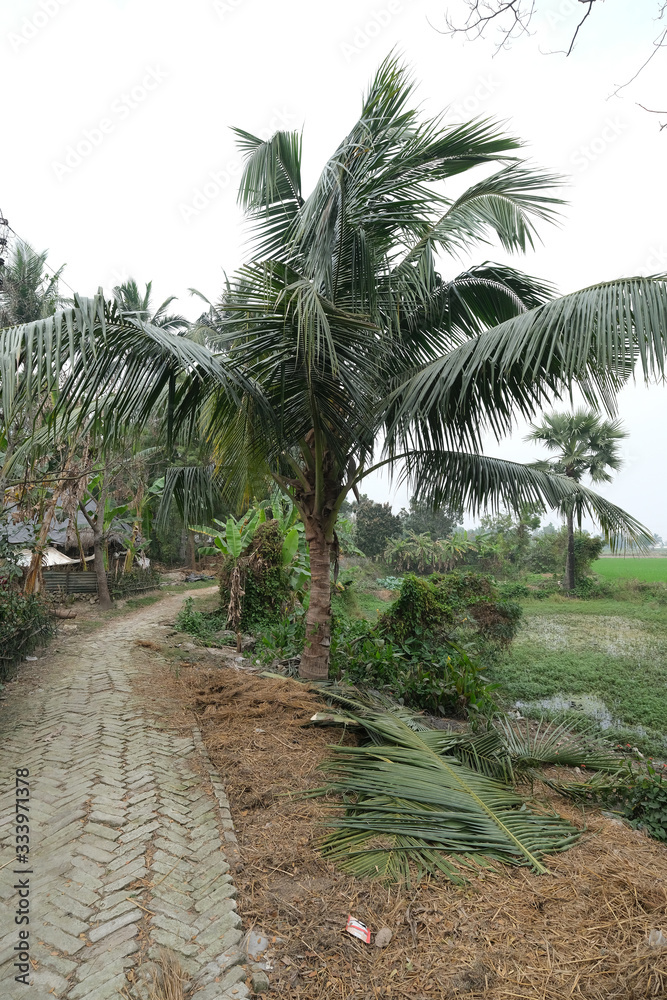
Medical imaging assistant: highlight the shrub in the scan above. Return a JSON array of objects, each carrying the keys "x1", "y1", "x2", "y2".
[
  {"x1": 174, "y1": 597, "x2": 227, "y2": 645},
  {"x1": 498, "y1": 581, "x2": 532, "y2": 600},
  {"x1": 332, "y1": 627, "x2": 498, "y2": 720},
  {"x1": 568, "y1": 760, "x2": 667, "y2": 843},
  {"x1": 530, "y1": 527, "x2": 603, "y2": 578},
  {"x1": 257, "y1": 612, "x2": 306, "y2": 663},
  {"x1": 0, "y1": 588, "x2": 53, "y2": 680},
  {"x1": 378, "y1": 571, "x2": 522, "y2": 658}
]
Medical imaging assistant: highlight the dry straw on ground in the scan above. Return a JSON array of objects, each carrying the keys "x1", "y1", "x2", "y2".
[{"x1": 168, "y1": 665, "x2": 667, "y2": 999}]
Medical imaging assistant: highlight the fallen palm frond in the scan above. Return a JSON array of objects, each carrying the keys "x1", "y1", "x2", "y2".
[
  {"x1": 496, "y1": 716, "x2": 622, "y2": 776},
  {"x1": 316, "y1": 711, "x2": 581, "y2": 884},
  {"x1": 311, "y1": 684, "x2": 621, "y2": 779}
]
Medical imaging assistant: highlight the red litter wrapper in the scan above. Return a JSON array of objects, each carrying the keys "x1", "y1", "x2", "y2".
[{"x1": 346, "y1": 916, "x2": 371, "y2": 943}]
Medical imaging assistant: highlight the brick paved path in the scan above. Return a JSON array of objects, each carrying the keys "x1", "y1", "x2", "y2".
[{"x1": 0, "y1": 590, "x2": 250, "y2": 1000}]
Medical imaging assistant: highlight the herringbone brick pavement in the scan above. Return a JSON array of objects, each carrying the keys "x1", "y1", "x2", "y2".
[{"x1": 0, "y1": 590, "x2": 250, "y2": 1000}]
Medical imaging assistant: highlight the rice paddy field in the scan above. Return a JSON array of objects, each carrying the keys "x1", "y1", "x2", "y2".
[{"x1": 593, "y1": 556, "x2": 667, "y2": 582}]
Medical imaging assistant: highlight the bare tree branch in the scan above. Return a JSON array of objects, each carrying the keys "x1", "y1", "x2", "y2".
[
  {"x1": 637, "y1": 103, "x2": 667, "y2": 130},
  {"x1": 609, "y1": 26, "x2": 667, "y2": 99},
  {"x1": 440, "y1": 1, "x2": 667, "y2": 128},
  {"x1": 441, "y1": 0, "x2": 597, "y2": 54}
]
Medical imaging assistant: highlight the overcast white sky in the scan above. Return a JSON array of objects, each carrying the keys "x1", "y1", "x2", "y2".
[{"x1": 2, "y1": 0, "x2": 666, "y2": 534}]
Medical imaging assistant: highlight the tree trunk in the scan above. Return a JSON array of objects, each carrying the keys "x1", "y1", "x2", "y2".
[
  {"x1": 299, "y1": 525, "x2": 333, "y2": 680},
  {"x1": 565, "y1": 507, "x2": 576, "y2": 592},
  {"x1": 188, "y1": 530, "x2": 196, "y2": 571},
  {"x1": 25, "y1": 493, "x2": 59, "y2": 595},
  {"x1": 80, "y1": 480, "x2": 112, "y2": 610},
  {"x1": 93, "y1": 527, "x2": 112, "y2": 610}
]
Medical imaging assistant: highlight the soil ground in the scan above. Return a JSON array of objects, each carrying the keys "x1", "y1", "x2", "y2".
[{"x1": 163, "y1": 657, "x2": 667, "y2": 1000}]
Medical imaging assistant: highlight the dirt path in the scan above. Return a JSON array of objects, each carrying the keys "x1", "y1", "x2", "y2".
[{"x1": 0, "y1": 589, "x2": 249, "y2": 1000}]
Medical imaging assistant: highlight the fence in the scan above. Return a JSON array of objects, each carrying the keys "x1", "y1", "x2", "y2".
[{"x1": 42, "y1": 569, "x2": 160, "y2": 597}]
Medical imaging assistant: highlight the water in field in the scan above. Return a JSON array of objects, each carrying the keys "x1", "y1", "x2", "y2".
[{"x1": 513, "y1": 692, "x2": 646, "y2": 734}]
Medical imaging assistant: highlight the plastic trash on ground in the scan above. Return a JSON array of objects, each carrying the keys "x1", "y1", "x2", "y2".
[{"x1": 345, "y1": 916, "x2": 371, "y2": 943}]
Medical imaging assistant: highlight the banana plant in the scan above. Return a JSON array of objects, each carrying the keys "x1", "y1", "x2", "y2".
[{"x1": 192, "y1": 507, "x2": 265, "y2": 559}]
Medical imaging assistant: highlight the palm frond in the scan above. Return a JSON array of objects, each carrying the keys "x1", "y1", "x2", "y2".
[
  {"x1": 388, "y1": 275, "x2": 667, "y2": 454},
  {"x1": 317, "y1": 711, "x2": 580, "y2": 884},
  {"x1": 155, "y1": 465, "x2": 219, "y2": 529},
  {"x1": 390, "y1": 448, "x2": 652, "y2": 550},
  {"x1": 496, "y1": 716, "x2": 621, "y2": 774}
]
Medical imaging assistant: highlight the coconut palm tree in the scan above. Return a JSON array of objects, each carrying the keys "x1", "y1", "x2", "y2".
[
  {"x1": 198, "y1": 56, "x2": 660, "y2": 676},
  {"x1": 2, "y1": 57, "x2": 667, "y2": 676},
  {"x1": 112, "y1": 278, "x2": 189, "y2": 333},
  {"x1": 526, "y1": 410, "x2": 626, "y2": 590},
  {"x1": 0, "y1": 239, "x2": 64, "y2": 328}
]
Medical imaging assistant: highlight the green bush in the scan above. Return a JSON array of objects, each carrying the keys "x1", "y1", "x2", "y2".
[
  {"x1": 0, "y1": 588, "x2": 54, "y2": 680},
  {"x1": 498, "y1": 582, "x2": 532, "y2": 600},
  {"x1": 332, "y1": 626, "x2": 498, "y2": 720},
  {"x1": 174, "y1": 597, "x2": 227, "y2": 645},
  {"x1": 569, "y1": 760, "x2": 667, "y2": 842},
  {"x1": 378, "y1": 572, "x2": 522, "y2": 659},
  {"x1": 530, "y1": 527, "x2": 603, "y2": 579},
  {"x1": 257, "y1": 613, "x2": 306, "y2": 663}
]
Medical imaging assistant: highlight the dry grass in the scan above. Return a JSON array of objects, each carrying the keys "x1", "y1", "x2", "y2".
[{"x1": 166, "y1": 665, "x2": 667, "y2": 999}]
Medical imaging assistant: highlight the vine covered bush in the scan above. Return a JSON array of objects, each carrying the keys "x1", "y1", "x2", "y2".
[
  {"x1": 219, "y1": 519, "x2": 293, "y2": 630},
  {"x1": 378, "y1": 571, "x2": 522, "y2": 657}
]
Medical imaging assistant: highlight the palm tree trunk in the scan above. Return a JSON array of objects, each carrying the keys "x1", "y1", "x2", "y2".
[
  {"x1": 299, "y1": 524, "x2": 332, "y2": 680},
  {"x1": 565, "y1": 507, "x2": 576, "y2": 592}
]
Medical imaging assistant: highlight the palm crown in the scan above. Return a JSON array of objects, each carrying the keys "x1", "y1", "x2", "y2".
[{"x1": 526, "y1": 410, "x2": 625, "y2": 484}]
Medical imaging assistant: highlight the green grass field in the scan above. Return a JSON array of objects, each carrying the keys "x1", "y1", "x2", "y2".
[
  {"x1": 593, "y1": 557, "x2": 667, "y2": 582},
  {"x1": 490, "y1": 597, "x2": 667, "y2": 756}
]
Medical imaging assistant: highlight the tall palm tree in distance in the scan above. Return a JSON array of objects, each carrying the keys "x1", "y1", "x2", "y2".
[{"x1": 526, "y1": 410, "x2": 627, "y2": 590}]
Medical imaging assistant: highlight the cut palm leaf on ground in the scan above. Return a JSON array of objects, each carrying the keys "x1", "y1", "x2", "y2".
[{"x1": 315, "y1": 712, "x2": 582, "y2": 884}]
